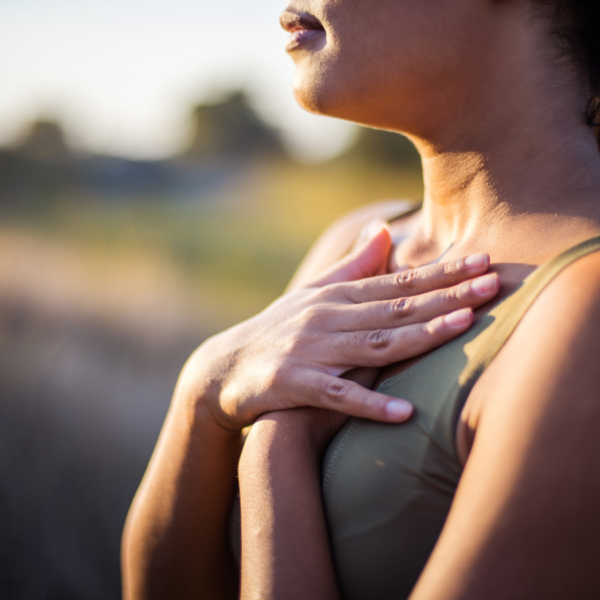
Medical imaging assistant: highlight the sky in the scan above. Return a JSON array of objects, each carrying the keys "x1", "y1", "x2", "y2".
[{"x1": 0, "y1": 0, "x2": 355, "y2": 161}]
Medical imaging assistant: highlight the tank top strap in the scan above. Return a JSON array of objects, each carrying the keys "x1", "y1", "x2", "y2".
[{"x1": 459, "y1": 234, "x2": 600, "y2": 388}]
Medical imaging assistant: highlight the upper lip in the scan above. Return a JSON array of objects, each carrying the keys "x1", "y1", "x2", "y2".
[{"x1": 279, "y1": 9, "x2": 324, "y2": 33}]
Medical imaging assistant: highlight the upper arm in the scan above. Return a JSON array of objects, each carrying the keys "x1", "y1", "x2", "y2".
[
  {"x1": 286, "y1": 200, "x2": 414, "y2": 291},
  {"x1": 410, "y1": 252, "x2": 600, "y2": 600}
]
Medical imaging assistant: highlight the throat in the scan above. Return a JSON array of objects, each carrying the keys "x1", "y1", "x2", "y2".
[
  {"x1": 425, "y1": 242, "x2": 455, "y2": 266},
  {"x1": 389, "y1": 221, "x2": 458, "y2": 271}
]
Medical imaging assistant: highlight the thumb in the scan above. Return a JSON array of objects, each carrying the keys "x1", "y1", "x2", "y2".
[{"x1": 310, "y1": 221, "x2": 392, "y2": 287}]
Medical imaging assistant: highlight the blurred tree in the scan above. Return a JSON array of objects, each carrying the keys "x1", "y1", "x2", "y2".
[
  {"x1": 180, "y1": 91, "x2": 286, "y2": 161},
  {"x1": 0, "y1": 120, "x2": 75, "y2": 209},
  {"x1": 12, "y1": 119, "x2": 72, "y2": 164},
  {"x1": 341, "y1": 126, "x2": 422, "y2": 170}
]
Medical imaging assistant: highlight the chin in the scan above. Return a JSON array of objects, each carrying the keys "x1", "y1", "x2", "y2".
[
  {"x1": 293, "y1": 75, "x2": 329, "y2": 116},
  {"x1": 288, "y1": 51, "x2": 339, "y2": 115},
  {"x1": 291, "y1": 64, "x2": 364, "y2": 121}
]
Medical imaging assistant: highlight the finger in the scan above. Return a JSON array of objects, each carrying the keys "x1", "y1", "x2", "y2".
[
  {"x1": 333, "y1": 272, "x2": 499, "y2": 331},
  {"x1": 336, "y1": 307, "x2": 475, "y2": 368},
  {"x1": 309, "y1": 223, "x2": 391, "y2": 287},
  {"x1": 333, "y1": 253, "x2": 491, "y2": 303},
  {"x1": 290, "y1": 369, "x2": 414, "y2": 423},
  {"x1": 352, "y1": 217, "x2": 384, "y2": 250}
]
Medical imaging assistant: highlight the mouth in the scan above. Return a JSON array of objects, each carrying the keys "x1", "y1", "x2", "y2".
[{"x1": 280, "y1": 8, "x2": 325, "y2": 50}]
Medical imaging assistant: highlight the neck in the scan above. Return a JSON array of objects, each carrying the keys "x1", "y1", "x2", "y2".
[
  {"x1": 397, "y1": 120, "x2": 600, "y2": 301},
  {"x1": 403, "y1": 20, "x2": 600, "y2": 256},
  {"x1": 410, "y1": 105, "x2": 600, "y2": 255}
]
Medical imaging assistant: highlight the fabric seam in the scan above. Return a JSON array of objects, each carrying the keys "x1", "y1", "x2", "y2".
[{"x1": 322, "y1": 420, "x2": 358, "y2": 495}]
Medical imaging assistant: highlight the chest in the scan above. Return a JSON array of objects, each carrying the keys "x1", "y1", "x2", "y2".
[{"x1": 322, "y1": 328, "x2": 473, "y2": 599}]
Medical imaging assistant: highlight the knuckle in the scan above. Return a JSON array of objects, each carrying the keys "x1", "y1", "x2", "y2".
[
  {"x1": 268, "y1": 361, "x2": 291, "y2": 388},
  {"x1": 323, "y1": 379, "x2": 350, "y2": 404},
  {"x1": 387, "y1": 296, "x2": 412, "y2": 318},
  {"x1": 366, "y1": 328, "x2": 392, "y2": 351},
  {"x1": 392, "y1": 268, "x2": 418, "y2": 292},
  {"x1": 422, "y1": 320, "x2": 438, "y2": 337},
  {"x1": 317, "y1": 283, "x2": 338, "y2": 299},
  {"x1": 441, "y1": 260, "x2": 459, "y2": 276},
  {"x1": 300, "y1": 304, "x2": 326, "y2": 326},
  {"x1": 443, "y1": 286, "x2": 460, "y2": 302}
]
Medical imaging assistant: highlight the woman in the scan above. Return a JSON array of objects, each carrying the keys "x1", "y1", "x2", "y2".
[{"x1": 122, "y1": 0, "x2": 600, "y2": 598}]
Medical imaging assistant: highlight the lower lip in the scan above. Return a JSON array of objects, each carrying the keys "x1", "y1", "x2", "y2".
[{"x1": 285, "y1": 28, "x2": 324, "y2": 51}]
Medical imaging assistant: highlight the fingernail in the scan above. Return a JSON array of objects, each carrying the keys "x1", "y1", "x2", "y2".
[
  {"x1": 366, "y1": 219, "x2": 389, "y2": 241},
  {"x1": 471, "y1": 273, "x2": 498, "y2": 295},
  {"x1": 386, "y1": 400, "x2": 413, "y2": 420},
  {"x1": 443, "y1": 308, "x2": 472, "y2": 327},
  {"x1": 464, "y1": 253, "x2": 488, "y2": 269}
]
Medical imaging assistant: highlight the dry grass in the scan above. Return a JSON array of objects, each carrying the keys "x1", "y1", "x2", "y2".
[{"x1": 0, "y1": 158, "x2": 422, "y2": 597}]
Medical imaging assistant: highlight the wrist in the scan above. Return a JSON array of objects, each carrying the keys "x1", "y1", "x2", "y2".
[
  {"x1": 241, "y1": 409, "x2": 329, "y2": 467},
  {"x1": 256, "y1": 408, "x2": 349, "y2": 455},
  {"x1": 239, "y1": 417, "x2": 321, "y2": 491},
  {"x1": 174, "y1": 335, "x2": 245, "y2": 433}
]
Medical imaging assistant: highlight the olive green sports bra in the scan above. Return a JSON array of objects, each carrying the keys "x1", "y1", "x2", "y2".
[{"x1": 321, "y1": 230, "x2": 600, "y2": 600}]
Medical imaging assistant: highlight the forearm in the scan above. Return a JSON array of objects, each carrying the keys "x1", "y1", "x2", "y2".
[
  {"x1": 238, "y1": 411, "x2": 341, "y2": 600},
  {"x1": 120, "y1": 232, "x2": 491, "y2": 598},
  {"x1": 122, "y1": 369, "x2": 242, "y2": 600}
]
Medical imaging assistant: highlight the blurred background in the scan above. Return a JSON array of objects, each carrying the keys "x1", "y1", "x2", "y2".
[{"x1": 0, "y1": 0, "x2": 423, "y2": 597}]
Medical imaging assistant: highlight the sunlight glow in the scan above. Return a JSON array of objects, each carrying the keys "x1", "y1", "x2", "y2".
[{"x1": 0, "y1": 0, "x2": 355, "y2": 161}]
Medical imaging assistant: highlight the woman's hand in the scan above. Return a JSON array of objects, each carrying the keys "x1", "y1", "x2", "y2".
[{"x1": 180, "y1": 225, "x2": 499, "y2": 431}]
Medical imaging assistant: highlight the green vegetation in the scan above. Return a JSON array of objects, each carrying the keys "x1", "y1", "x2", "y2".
[
  {"x1": 2, "y1": 159, "x2": 422, "y2": 328},
  {"x1": 0, "y1": 92, "x2": 424, "y2": 330}
]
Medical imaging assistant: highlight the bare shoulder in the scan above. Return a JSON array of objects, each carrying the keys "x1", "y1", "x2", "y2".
[
  {"x1": 520, "y1": 247, "x2": 600, "y2": 327},
  {"x1": 287, "y1": 199, "x2": 417, "y2": 291},
  {"x1": 462, "y1": 250, "x2": 600, "y2": 453},
  {"x1": 412, "y1": 250, "x2": 600, "y2": 600}
]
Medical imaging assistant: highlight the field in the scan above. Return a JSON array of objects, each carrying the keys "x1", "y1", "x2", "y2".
[{"x1": 0, "y1": 158, "x2": 423, "y2": 597}]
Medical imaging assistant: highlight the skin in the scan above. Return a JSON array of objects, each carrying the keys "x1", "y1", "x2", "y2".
[
  {"x1": 123, "y1": 0, "x2": 600, "y2": 598},
  {"x1": 238, "y1": 0, "x2": 600, "y2": 599},
  {"x1": 121, "y1": 221, "x2": 499, "y2": 598}
]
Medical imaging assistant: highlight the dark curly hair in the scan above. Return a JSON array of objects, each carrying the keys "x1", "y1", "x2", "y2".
[{"x1": 534, "y1": 1, "x2": 600, "y2": 145}]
